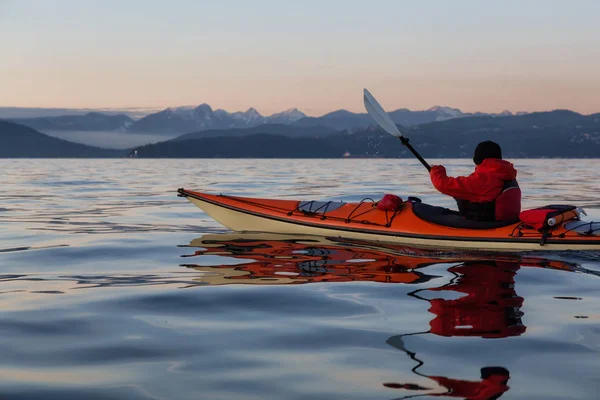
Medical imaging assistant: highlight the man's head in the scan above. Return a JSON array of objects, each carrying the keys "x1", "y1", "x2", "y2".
[{"x1": 473, "y1": 141, "x2": 502, "y2": 165}]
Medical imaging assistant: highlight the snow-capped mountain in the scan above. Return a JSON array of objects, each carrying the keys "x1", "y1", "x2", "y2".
[
  {"x1": 230, "y1": 108, "x2": 264, "y2": 124},
  {"x1": 267, "y1": 108, "x2": 307, "y2": 123},
  {"x1": 427, "y1": 105, "x2": 465, "y2": 119},
  {"x1": 128, "y1": 104, "x2": 308, "y2": 134},
  {"x1": 425, "y1": 106, "x2": 524, "y2": 120},
  {"x1": 168, "y1": 104, "x2": 213, "y2": 122},
  {"x1": 498, "y1": 110, "x2": 514, "y2": 117},
  {"x1": 128, "y1": 104, "x2": 221, "y2": 134}
]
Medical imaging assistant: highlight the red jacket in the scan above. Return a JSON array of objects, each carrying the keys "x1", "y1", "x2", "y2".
[{"x1": 430, "y1": 159, "x2": 518, "y2": 203}]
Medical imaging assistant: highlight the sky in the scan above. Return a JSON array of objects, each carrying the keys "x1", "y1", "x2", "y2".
[{"x1": 1, "y1": 0, "x2": 599, "y2": 116}]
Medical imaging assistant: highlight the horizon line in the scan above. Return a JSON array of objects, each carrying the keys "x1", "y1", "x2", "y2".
[{"x1": 1, "y1": 104, "x2": 598, "y2": 119}]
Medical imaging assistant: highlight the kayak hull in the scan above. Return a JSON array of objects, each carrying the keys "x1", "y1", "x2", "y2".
[{"x1": 179, "y1": 189, "x2": 600, "y2": 252}]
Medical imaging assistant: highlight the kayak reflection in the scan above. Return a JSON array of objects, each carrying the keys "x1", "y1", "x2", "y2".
[
  {"x1": 179, "y1": 232, "x2": 592, "y2": 287},
  {"x1": 180, "y1": 233, "x2": 446, "y2": 285}
]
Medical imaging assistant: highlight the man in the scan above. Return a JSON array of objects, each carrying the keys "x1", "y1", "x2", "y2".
[{"x1": 429, "y1": 141, "x2": 521, "y2": 222}]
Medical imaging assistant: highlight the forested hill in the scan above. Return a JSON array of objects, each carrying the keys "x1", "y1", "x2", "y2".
[{"x1": 0, "y1": 121, "x2": 125, "y2": 158}]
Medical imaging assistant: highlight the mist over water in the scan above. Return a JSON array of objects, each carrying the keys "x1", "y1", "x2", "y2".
[
  {"x1": 0, "y1": 159, "x2": 598, "y2": 399},
  {"x1": 41, "y1": 130, "x2": 173, "y2": 149}
]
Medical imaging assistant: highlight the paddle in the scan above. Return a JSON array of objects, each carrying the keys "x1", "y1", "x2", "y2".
[{"x1": 363, "y1": 88, "x2": 431, "y2": 172}]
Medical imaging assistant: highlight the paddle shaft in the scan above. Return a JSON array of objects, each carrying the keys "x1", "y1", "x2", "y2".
[
  {"x1": 362, "y1": 88, "x2": 432, "y2": 172},
  {"x1": 398, "y1": 136, "x2": 431, "y2": 172}
]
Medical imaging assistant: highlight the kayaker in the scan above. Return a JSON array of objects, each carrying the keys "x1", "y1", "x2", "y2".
[{"x1": 429, "y1": 141, "x2": 521, "y2": 222}]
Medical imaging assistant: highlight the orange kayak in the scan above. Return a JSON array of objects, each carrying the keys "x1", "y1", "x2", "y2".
[{"x1": 177, "y1": 188, "x2": 600, "y2": 252}]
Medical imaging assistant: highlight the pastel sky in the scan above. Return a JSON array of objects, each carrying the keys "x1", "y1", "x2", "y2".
[{"x1": 2, "y1": 0, "x2": 599, "y2": 116}]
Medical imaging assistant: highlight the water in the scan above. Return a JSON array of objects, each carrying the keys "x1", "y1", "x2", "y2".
[{"x1": 0, "y1": 159, "x2": 599, "y2": 400}]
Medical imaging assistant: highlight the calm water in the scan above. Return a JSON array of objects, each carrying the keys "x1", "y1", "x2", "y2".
[{"x1": 0, "y1": 159, "x2": 599, "y2": 400}]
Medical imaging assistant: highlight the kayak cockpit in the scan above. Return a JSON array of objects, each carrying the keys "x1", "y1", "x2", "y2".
[{"x1": 411, "y1": 202, "x2": 519, "y2": 229}]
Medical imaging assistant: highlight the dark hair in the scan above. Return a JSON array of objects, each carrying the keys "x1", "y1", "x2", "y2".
[{"x1": 473, "y1": 141, "x2": 502, "y2": 165}]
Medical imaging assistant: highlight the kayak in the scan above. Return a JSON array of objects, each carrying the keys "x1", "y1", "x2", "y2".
[{"x1": 177, "y1": 188, "x2": 600, "y2": 252}]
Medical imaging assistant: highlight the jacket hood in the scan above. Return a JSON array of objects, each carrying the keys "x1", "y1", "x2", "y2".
[{"x1": 475, "y1": 158, "x2": 517, "y2": 180}]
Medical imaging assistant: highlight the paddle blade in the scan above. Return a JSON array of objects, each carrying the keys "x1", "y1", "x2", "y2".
[
  {"x1": 363, "y1": 88, "x2": 403, "y2": 137},
  {"x1": 386, "y1": 335, "x2": 408, "y2": 352}
]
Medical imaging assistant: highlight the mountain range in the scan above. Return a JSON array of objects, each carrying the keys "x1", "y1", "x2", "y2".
[
  {"x1": 2, "y1": 109, "x2": 599, "y2": 158},
  {"x1": 5, "y1": 103, "x2": 535, "y2": 136},
  {"x1": 126, "y1": 104, "x2": 308, "y2": 134},
  {"x1": 128, "y1": 110, "x2": 600, "y2": 158},
  {"x1": 293, "y1": 106, "x2": 524, "y2": 131}
]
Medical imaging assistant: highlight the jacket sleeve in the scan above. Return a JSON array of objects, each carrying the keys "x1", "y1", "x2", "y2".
[{"x1": 429, "y1": 165, "x2": 482, "y2": 200}]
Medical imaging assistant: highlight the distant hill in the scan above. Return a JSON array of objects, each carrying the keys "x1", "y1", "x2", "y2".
[
  {"x1": 293, "y1": 110, "x2": 372, "y2": 131},
  {"x1": 129, "y1": 111, "x2": 600, "y2": 158},
  {"x1": 171, "y1": 124, "x2": 336, "y2": 141},
  {"x1": 9, "y1": 112, "x2": 134, "y2": 132},
  {"x1": 130, "y1": 134, "x2": 341, "y2": 158},
  {"x1": 0, "y1": 106, "x2": 155, "y2": 119},
  {"x1": 0, "y1": 121, "x2": 126, "y2": 158}
]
